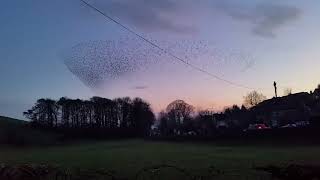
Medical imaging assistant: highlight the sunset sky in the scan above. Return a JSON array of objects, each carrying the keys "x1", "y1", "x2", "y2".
[{"x1": 1, "y1": 0, "x2": 320, "y2": 119}]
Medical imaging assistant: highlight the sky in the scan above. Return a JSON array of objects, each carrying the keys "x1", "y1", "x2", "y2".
[{"x1": 1, "y1": 0, "x2": 320, "y2": 119}]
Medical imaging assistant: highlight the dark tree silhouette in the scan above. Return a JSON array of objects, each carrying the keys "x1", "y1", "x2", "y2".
[
  {"x1": 195, "y1": 110, "x2": 216, "y2": 136},
  {"x1": 24, "y1": 96, "x2": 155, "y2": 138},
  {"x1": 131, "y1": 97, "x2": 155, "y2": 137},
  {"x1": 159, "y1": 111, "x2": 169, "y2": 136},
  {"x1": 24, "y1": 98, "x2": 59, "y2": 128},
  {"x1": 314, "y1": 84, "x2": 320, "y2": 96},
  {"x1": 57, "y1": 97, "x2": 71, "y2": 128},
  {"x1": 164, "y1": 100, "x2": 195, "y2": 135},
  {"x1": 24, "y1": 84, "x2": 320, "y2": 140},
  {"x1": 114, "y1": 97, "x2": 132, "y2": 128}
]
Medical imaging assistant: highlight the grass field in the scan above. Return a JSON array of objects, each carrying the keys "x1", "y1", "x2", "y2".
[
  {"x1": 0, "y1": 116, "x2": 60, "y2": 145},
  {"x1": 1, "y1": 140, "x2": 320, "y2": 179},
  {"x1": 1, "y1": 116, "x2": 320, "y2": 179}
]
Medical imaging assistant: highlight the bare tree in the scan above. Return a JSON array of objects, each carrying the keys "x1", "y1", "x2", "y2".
[
  {"x1": 243, "y1": 91, "x2": 266, "y2": 108},
  {"x1": 166, "y1": 100, "x2": 194, "y2": 124},
  {"x1": 283, "y1": 88, "x2": 292, "y2": 96},
  {"x1": 165, "y1": 100, "x2": 195, "y2": 134}
]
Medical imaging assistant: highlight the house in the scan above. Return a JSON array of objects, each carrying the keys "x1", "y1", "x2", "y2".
[
  {"x1": 252, "y1": 92, "x2": 312, "y2": 127},
  {"x1": 212, "y1": 113, "x2": 228, "y2": 129}
]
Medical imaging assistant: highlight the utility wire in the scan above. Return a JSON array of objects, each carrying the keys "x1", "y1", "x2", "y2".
[{"x1": 80, "y1": 0, "x2": 258, "y2": 90}]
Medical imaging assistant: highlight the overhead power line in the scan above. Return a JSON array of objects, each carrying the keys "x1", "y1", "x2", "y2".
[{"x1": 80, "y1": 0, "x2": 258, "y2": 90}]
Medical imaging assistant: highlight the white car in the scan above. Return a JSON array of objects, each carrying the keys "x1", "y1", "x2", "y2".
[
  {"x1": 244, "y1": 124, "x2": 270, "y2": 131},
  {"x1": 281, "y1": 124, "x2": 297, "y2": 128}
]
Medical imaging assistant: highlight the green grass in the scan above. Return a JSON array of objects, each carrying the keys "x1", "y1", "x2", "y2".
[
  {"x1": 0, "y1": 115, "x2": 27, "y2": 128},
  {"x1": 0, "y1": 116, "x2": 60, "y2": 145},
  {"x1": 1, "y1": 116, "x2": 320, "y2": 179},
  {"x1": 1, "y1": 140, "x2": 320, "y2": 178}
]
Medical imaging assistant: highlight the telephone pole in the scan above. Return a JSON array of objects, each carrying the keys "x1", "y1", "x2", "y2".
[{"x1": 274, "y1": 81, "x2": 278, "y2": 98}]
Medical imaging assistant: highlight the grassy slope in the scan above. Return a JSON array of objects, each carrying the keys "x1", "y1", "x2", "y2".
[
  {"x1": 0, "y1": 116, "x2": 60, "y2": 145},
  {"x1": 0, "y1": 116, "x2": 27, "y2": 128},
  {"x1": 1, "y1": 140, "x2": 320, "y2": 178}
]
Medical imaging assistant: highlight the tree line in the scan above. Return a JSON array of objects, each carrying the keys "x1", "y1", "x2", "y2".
[
  {"x1": 23, "y1": 85, "x2": 320, "y2": 140},
  {"x1": 22, "y1": 91, "x2": 269, "y2": 139},
  {"x1": 24, "y1": 97, "x2": 155, "y2": 138},
  {"x1": 156, "y1": 91, "x2": 267, "y2": 137},
  {"x1": 155, "y1": 87, "x2": 320, "y2": 138},
  {"x1": 157, "y1": 100, "x2": 252, "y2": 137}
]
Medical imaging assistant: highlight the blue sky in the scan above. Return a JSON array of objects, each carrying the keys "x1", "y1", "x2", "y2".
[{"x1": 1, "y1": 0, "x2": 320, "y2": 119}]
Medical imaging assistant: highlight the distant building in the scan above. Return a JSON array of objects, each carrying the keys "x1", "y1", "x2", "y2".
[
  {"x1": 252, "y1": 92, "x2": 312, "y2": 127},
  {"x1": 216, "y1": 120, "x2": 229, "y2": 129},
  {"x1": 212, "y1": 113, "x2": 228, "y2": 129}
]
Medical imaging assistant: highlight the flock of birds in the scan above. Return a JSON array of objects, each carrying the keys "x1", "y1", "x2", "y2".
[{"x1": 64, "y1": 36, "x2": 255, "y2": 89}]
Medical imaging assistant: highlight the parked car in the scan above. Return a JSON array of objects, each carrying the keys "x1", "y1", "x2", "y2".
[
  {"x1": 280, "y1": 124, "x2": 297, "y2": 128},
  {"x1": 281, "y1": 121, "x2": 310, "y2": 128},
  {"x1": 295, "y1": 121, "x2": 310, "y2": 127},
  {"x1": 244, "y1": 124, "x2": 271, "y2": 131}
]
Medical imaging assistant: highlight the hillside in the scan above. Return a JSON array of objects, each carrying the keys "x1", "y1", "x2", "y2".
[
  {"x1": 0, "y1": 116, "x2": 28, "y2": 128},
  {"x1": 0, "y1": 116, "x2": 61, "y2": 146}
]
